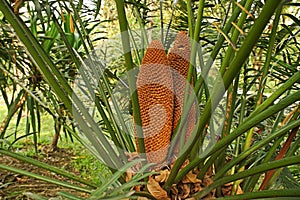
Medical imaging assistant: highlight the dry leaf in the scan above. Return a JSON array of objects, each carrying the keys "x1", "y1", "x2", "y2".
[
  {"x1": 221, "y1": 182, "x2": 243, "y2": 196},
  {"x1": 206, "y1": 166, "x2": 214, "y2": 177},
  {"x1": 147, "y1": 176, "x2": 170, "y2": 200},
  {"x1": 125, "y1": 152, "x2": 144, "y2": 182},
  {"x1": 203, "y1": 175, "x2": 213, "y2": 186},
  {"x1": 223, "y1": 182, "x2": 232, "y2": 187},
  {"x1": 222, "y1": 184, "x2": 232, "y2": 196},
  {"x1": 155, "y1": 169, "x2": 170, "y2": 183},
  {"x1": 178, "y1": 183, "x2": 191, "y2": 198},
  {"x1": 138, "y1": 197, "x2": 148, "y2": 200},
  {"x1": 236, "y1": 185, "x2": 244, "y2": 194},
  {"x1": 126, "y1": 168, "x2": 134, "y2": 182},
  {"x1": 182, "y1": 171, "x2": 202, "y2": 184},
  {"x1": 181, "y1": 160, "x2": 190, "y2": 169},
  {"x1": 190, "y1": 183, "x2": 203, "y2": 194},
  {"x1": 171, "y1": 184, "x2": 178, "y2": 195}
]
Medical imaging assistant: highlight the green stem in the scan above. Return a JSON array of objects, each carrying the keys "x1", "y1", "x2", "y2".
[
  {"x1": 128, "y1": 0, "x2": 149, "y2": 60},
  {"x1": 219, "y1": 0, "x2": 254, "y2": 76},
  {"x1": 197, "y1": 148, "x2": 225, "y2": 180},
  {"x1": 251, "y1": 71, "x2": 300, "y2": 116},
  {"x1": 214, "y1": 118, "x2": 300, "y2": 180},
  {"x1": 175, "y1": 90, "x2": 300, "y2": 184},
  {"x1": 187, "y1": 0, "x2": 194, "y2": 37},
  {"x1": 165, "y1": 0, "x2": 283, "y2": 190},
  {"x1": 256, "y1": 6, "x2": 282, "y2": 105},
  {"x1": 221, "y1": 0, "x2": 283, "y2": 91},
  {"x1": 114, "y1": 0, "x2": 145, "y2": 156},
  {"x1": 160, "y1": 0, "x2": 164, "y2": 44},
  {"x1": 236, "y1": 9, "x2": 283, "y2": 189},
  {"x1": 243, "y1": 4, "x2": 282, "y2": 154},
  {"x1": 187, "y1": 0, "x2": 204, "y2": 84},
  {"x1": 193, "y1": 155, "x2": 300, "y2": 199},
  {"x1": 216, "y1": 189, "x2": 300, "y2": 200},
  {"x1": 0, "y1": 164, "x2": 92, "y2": 193},
  {"x1": 69, "y1": 1, "x2": 94, "y2": 51},
  {"x1": 0, "y1": 148, "x2": 97, "y2": 188},
  {"x1": 193, "y1": 0, "x2": 248, "y2": 95}
]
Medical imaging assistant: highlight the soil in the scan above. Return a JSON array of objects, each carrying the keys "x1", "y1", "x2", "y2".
[{"x1": 0, "y1": 145, "x2": 91, "y2": 200}]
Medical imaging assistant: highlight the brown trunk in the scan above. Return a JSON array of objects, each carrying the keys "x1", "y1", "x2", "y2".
[{"x1": 50, "y1": 119, "x2": 61, "y2": 151}]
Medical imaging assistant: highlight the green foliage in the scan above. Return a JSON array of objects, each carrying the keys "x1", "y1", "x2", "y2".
[
  {"x1": 0, "y1": 0, "x2": 299, "y2": 199},
  {"x1": 72, "y1": 148, "x2": 112, "y2": 186}
]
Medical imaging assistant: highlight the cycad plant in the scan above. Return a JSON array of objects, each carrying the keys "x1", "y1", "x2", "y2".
[{"x1": 0, "y1": 0, "x2": 300, "y2": 199}]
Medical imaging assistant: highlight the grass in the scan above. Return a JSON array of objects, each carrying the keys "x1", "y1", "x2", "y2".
[
  {"x1": 0, "y1": 94, "x2": 54, "y2": 148},
  {"x1": 0, "y1": 97, "x2": 111, "y2": 187}
]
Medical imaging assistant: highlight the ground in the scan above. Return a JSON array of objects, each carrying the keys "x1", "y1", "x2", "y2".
[{"x1": 0, "y1": 145, "x2": 91, "y2": 200}]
